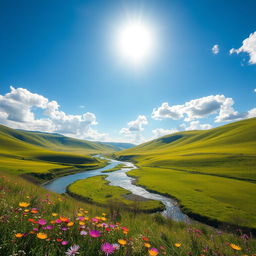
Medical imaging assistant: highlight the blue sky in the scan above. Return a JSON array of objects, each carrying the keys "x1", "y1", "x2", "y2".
[{"x1": 0, "y1": 0, "x2": 255, "y2": 143}]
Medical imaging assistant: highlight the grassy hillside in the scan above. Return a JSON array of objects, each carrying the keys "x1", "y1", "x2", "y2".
[
  {"x1": 0, "y1": 124, "x2": 115, "y2": 180},
  {"x1": 116, "y1": 118, "x2": 256, "y2": 229},
  {"x1": 1, "y1": 170, "x2": 255, "y2": 255}
]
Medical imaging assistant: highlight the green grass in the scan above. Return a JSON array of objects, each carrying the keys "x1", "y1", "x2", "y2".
[
  {"x1": 116, "y1": 118, "x2": 256, "y2": 229},
  {"x1": 67, "y1": 175, "x2": 164, "y2": 212},
  {"x1": 1, "y1": 170, "x2": 255, "y2": 255}
]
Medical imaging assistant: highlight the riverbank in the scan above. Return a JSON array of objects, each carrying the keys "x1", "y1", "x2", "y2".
[{"x1": 66, "y1": 175, "x2": 165, "y2": 213}]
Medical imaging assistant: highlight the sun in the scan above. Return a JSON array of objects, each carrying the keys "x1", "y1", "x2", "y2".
[{"x1": 116, "y1": 20, "x2": 155, "y2": 66}]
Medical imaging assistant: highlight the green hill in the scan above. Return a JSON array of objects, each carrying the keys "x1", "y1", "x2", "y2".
[
  {"x1": 0, "y1": 124, "x2": 116, "y2": 179},
  {"x1": 116, "y1": 118, "x2": 256, "y2": 229}
]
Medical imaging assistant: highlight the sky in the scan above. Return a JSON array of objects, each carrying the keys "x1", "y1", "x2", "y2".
[{"x1": 0, "y1": 0, "x2": 255, "y2": 144}]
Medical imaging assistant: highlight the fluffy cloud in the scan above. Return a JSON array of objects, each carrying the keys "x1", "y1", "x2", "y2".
[
  {"x1": 152, "y1": 95, "x2": 256, "y2": 123},
  {"x1": 184, "y1": 121, "x2": 212, "y2": 131},
  {"x1": 0, "y1": 86, "x2": 107, "y2": 141},
  {"x1": 230, "y1": 31, "x2": 256, "y2": 64},
  {"x1": 212, "y1": 44, "x2": 219, "y2": 55},
  {"x1": 152, "y1": 128, "x2": 178, "y2": 139},
  {"x1": 120, "y1": 115, "x2": 148, "y2": 144}
]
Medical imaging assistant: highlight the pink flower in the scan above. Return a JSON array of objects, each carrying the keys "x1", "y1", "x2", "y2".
[
  {"x1": 46, "y1": 225, "x2": 53, "y2": 230},
  {"x1": 38, "y1": 219, "x2": 47, "y2": 225},
  {"x1": 55, "y1": 219, "x2": 61, "y2": 224},
  {"x1": 89, "y1": 230, "x2": 101, "y2": 238},
  {"x1": 101, "y1": 243, "x2": 115, "y2": 255},
  {"x1": 62, "y1": 241, "x2": 69, "y2": 245},
  {"x1": 65, "y1": 245, "x2": 80, "y2": 256}
]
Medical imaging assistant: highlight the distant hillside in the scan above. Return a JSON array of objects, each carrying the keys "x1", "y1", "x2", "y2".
[
  {"x1": 0, "y1": 124, "x2": 116, "y2": 176},
  {"x1": 97, "y1": 141, "x2": 135, "y2": 151},
  {"x1": 117, "y1": 118, "x2": 256, "y2": 181}
]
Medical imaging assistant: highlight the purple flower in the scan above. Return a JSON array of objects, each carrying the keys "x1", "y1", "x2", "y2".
[
  {"x1": 101, "y1": 243, "x2": 115, "y2": 255},
  {"x1": 65, "y1": 245, "x2": 80, "y2": 256},
  {"x1": 62, "y1": 227, "x2": 68, "y2": 231},
  {"x1": 38, "y1": 219, "x2": 47, "y2": 225},
  {"x1": 89, "y1": 230, "x2": 101, "y2": 238},
  {"x1": 46, "y1": 225, "x2": 53, "y2": 230},
  {"x1": 62, "y1": 241, "x2": 69, "y2": 245},
  {"x1": 112, "y1": 243, "x2": 120, "y2": 250}
]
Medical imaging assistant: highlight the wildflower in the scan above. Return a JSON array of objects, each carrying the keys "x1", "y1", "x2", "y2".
[
  {"x1": 55, "y1": 219, "x2": 62, "y2": 224},
  {"x1": 62, "y1": 241, "x2": 69, "y2": 245},
  {"x1": 142, "y1": 236, "x2": 149, "y2": 242},
  {"x1": 65, "y1": 245, "x2": 80, "y2": 256},
  {"x1": 46, "y1": 225, "x2": 53, "y2": 230},
  {"x1": 118, "y1": 239, "x2": 127, "y2": 246},
  {"x1": 52, "y1": 213, "x2": 58, "y2": 217},
  {"x1": 148, "y1": 248, "x2": 159, "y2": 256},
  {"x1": 15, "y1": 233, "x2": 23, "y2": 238},
  {"x1": 37, "y1": 232, "x2": 47, "y2": 239},
  {"x1": 101, "y1": 242, "x2": 115, "y2": 255},
  {"x1": 19, "y1": 202, "x2": 30, "y2": 208},
  {"x1": 38, "y1": 219, "x2": 47, "y2": 225},
  {"x1": 229, "y1": 243, "x2": 241, "y2": 251},
  {"x1": 102, "y1": 213, "x2": 106, "y2": 216},
  {"x1": 144, "y1": 243, "x2": 151, "y2": 248},
  {"x1": 112, "y1": 243, "x2": 120, "y2": 250},
  {"x1": 67, "y1": 221, "x2": 74, "y2": 227},
  {"x1": 175, "y1": 243, "x2": 181, "y2": 248},
  {"x1": 89, "y1": 230, "x2": 101, "y2": 238},
  {"x1": 31, "y1": 208, "x2": 38, "y2": 214},
  {"x1": 80, "y1": 231, "x2": 87, "y2": 236},
  {"x1": 60, "y1": 217, "x2": 69, "y2": 223}
]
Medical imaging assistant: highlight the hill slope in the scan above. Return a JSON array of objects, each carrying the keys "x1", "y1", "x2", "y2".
[
  {"x1": 117, "y1": 118, "x2": 256, "y2": 180},
  {"x1": 0, "y1": 124, "x2": 115, "y2": 178},
  {"x1": 116, "y1": 118, "x2": 256, "y2": 229}
]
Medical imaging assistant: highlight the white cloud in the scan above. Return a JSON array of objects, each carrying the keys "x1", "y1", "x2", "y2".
[
  {"x1": 0, "y1": 86, "x2": 107, "y2": 141},
  {"x1": 120, "y1": 115, "x2": 148, "y2": 144},
  {"x1": 152, "y1": 128, "x2": 178, "y2": 139},
  {"x1": 184, "y1": 121, "x2": 212, "y2": 131},
  {"x1": 152, "y1": 95, "x2": 256, "y2": 123},
  {"x1": 212, "y1": 44, "x2": 219, "y2": 55},
  {"x1": 254, "y1": 88, "x2": 256, "y2": 93},
  {"x1": 230, "y1": 31, "x2": 256, "y2": 64}
]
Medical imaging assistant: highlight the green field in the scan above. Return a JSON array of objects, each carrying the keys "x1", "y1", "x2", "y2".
[
  {"x1": 67, "y1": 175, "x2": 164, "y2": 212},
  {"x1": 117, "y1": 118, "x2": 256, "y2": 229}
]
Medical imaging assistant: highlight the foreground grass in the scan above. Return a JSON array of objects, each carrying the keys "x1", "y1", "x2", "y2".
[
  {"x1": 67, "y1": 176, "x2": 164, "y2": 212},
  {"x1": 0, "y1": 171, "x2": 256, "y2": 255}
]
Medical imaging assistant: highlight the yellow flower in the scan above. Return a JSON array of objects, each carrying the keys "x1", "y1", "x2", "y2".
[
  {"x1": 15, "y1": 233, "x2": 23, "y2": 238},
  {"x1": 144, "y1": 243, "x2": 151, "y2": 248},
  {"x1": 52, "y1": 213, "x2": 58, "y2": 217},
  {"x1": 77, "y1": 213, "x2": 83, "y2": 217},
  {"x1": 37, "y1": 232, "x2": 47, "y2": 240},
  {"x1": 102, "y1": 213, "x2": 106, "y2": 216},
  {"x1": 79, "y1": 221, "x2": 85, "y2": 226},
  {"x1": 84, "y1": 217, "x2": 89, "y2": 221},
  {"x1": 101, "y1": 217, "x2": 106, "y2": 221},
  {"x1": 19, "y1": 202, "x2": 30, "y2": 208},
  {"x1": 24, "y1": 209, "x2": 29, "y2": 212},
  {"x1": 175, "y1": 243, "x2": 181, "y2": 248},
  {"x1": 118, "y1": 239, "x2": 127, "y2": 246},
  {"x1": 148, "y1": 248, "x2": 159, "y2": 256},
  {"x1": 67, "y1": 221, "x2": 74, "y2": 227},
  {"x1": 229, "y1": 243, "x2": 241, "y2": 251}
]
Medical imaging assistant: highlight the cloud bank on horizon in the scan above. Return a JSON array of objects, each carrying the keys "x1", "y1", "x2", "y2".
[{"x1": 0, "y1": 86, "x2": 255, "y2": 144}]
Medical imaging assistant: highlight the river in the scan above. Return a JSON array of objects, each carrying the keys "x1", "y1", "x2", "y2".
[{"x1": 44, "y1": 156, "x2": 189, "y2": 222}]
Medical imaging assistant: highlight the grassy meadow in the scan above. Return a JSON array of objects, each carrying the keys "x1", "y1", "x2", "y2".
[
  {"x1": 116, "y1": 118, "x2": 256, "y2": 229},
  {"x1": 67, "y1": 175, "x2": 164, "y2": 212},
  {"x1": 1, "y1": 171, "x2": 255, "y2": 256}
]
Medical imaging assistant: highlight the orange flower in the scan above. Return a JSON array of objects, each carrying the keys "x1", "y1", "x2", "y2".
[
  {"x1": 15, "y1": 233, "x2": 23, "y2": 238},
  {"x1": 67, "y1": 221, "x2": 74, "y2": 227},
  {"x1": 148, "y1": 248, "x2": 159, "y2": 256},
  {"x1": 175, "y1": 243, "x2": 181, "y2": 248},
  {"x1": 31, "y1": 209, "x2": 38, "y2": 214},
  {"x1": 144, "y1": 243, "x2": 151, "y2": 248},
  {"x1": 37, "y1": 232, "x2": 47, "y2": 240},
  {"x1": 229, "y1": 243, "x2": 241, "y2": 251},
  {"x1": 60, "y1": 216, "x2": 69, "y2": 222},
  {"x1": 19, "y1": 202, "x2": 30, "y2": 208},
  {"x1": 118, "y1": 239, "x2": 127, "y2": 246}
]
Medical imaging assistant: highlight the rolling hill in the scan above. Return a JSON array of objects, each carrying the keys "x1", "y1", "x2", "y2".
[
  {"x1": 116, "y1": 118, "x2": 256, "y2": 229},
  {"x1": 0, "y1": 124, "x2": 128, "y2": 179}
]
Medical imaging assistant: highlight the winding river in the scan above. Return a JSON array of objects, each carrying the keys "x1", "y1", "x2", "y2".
[{"x1": 44, "y1": 156, "x2": 189, "y2": 223}]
